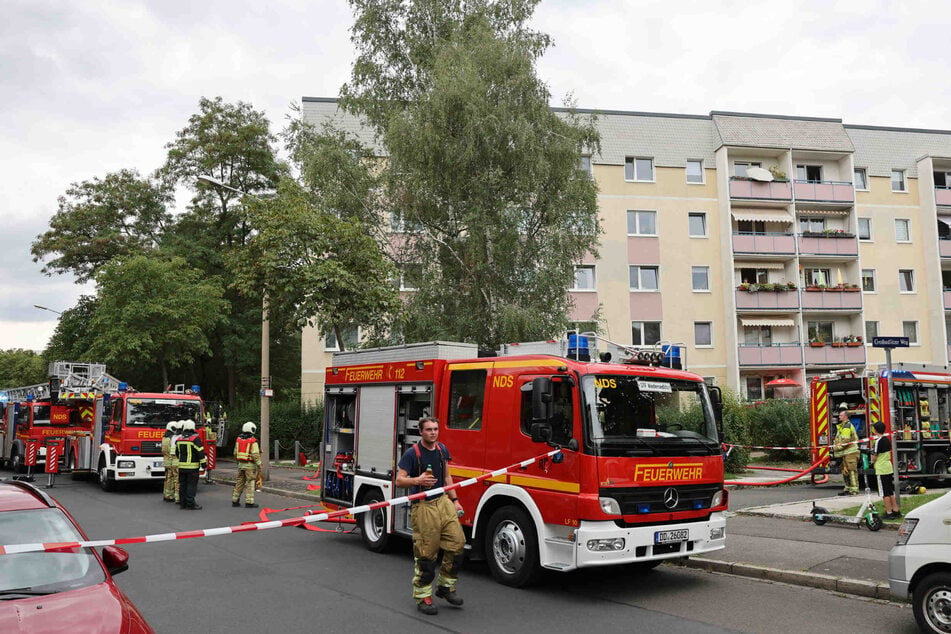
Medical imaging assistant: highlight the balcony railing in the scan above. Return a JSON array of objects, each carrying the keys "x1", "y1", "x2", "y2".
[
  {"x1": 937, "y1": 186, "x2": 951, "y2": 206},
  {"x1": 732, "y1": 232, "x2": 796, "y2": 255},
  {"x1": 735, "y1": 289, "x2": 800, "y2": 310},
  {"x1": 794, "y1": 180, "x2": 855, "y2": 203},
  {"x1": 738, "y1": 343, "x2": 804, "y2": 366},
  {"x1": 729, "y1": 178, "x2": 792, "y2": 201},
  {"x1": 940, "y1": 237, "x2": 951, "y2": 258},
  {"x1": 798, "y1": 233, "x2": 859, "y2": 256},
  {"x1": 804, "y1": 344, "x2": 866, "y2": 365},
  {"x1": 945, "y1": 290, "x2": 951, "y2": 310},
  {"x1": 801, "y1": 289, "x2": 863, "y2": 310}
]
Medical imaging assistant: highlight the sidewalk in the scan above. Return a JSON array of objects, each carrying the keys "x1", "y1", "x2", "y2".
[{"x1": 209, "y1": 460, "x2": 899, "y2": 601}]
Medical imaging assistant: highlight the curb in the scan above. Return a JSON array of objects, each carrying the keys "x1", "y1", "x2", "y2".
[{"x1": 672, "y1": 557, "x2": 892, "y2": 601}]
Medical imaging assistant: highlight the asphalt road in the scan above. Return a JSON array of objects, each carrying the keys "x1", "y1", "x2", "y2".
[{"x1": 2, "y1": 474, "x2": 918, "y2": 634}]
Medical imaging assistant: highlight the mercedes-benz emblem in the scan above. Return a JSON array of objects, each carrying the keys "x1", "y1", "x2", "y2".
[{"x1": 663, "y1": 487, "x2": 679, "y2": 509}]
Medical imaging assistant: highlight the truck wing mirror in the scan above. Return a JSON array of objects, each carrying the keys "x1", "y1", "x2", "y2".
[
  {"x1": 531, "y1": 377, "x2": 553, "y2": 422},
  {"x1": 530, "y1": 422, "x2": 552, "y2": 444}
]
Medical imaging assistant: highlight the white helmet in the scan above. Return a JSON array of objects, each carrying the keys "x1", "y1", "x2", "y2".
[
  {"x1": 181, "y1": 420, "x2": 196, "y2": 432},
  {"x1": 166, "y1": 421, "x2": 177, "y2": 432},
  {"x1": 242, "y1": 422, "x2": 257, "y2": 434}
]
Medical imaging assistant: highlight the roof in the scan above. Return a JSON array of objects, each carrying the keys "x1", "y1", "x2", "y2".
[
  {"x1": 846, "y1": 125, "x2": 951, "y2": 178},
  {"x1": 0, "y1": 481, "x2": 56, "y2": 512},
  {"x1": 712, "y1": 113, "x2": 853, "y2": 152}
]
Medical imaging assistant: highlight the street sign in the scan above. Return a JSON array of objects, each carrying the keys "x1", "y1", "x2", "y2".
[{"x1": 872, "y1": 336, "x2": 909, "y2": 348}]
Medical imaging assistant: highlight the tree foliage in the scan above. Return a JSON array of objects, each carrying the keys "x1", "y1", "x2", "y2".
[
  {"x1": 339, "y1": 0, "x2": 601, "y2": 348},
  {"x1": 85, "y1": 254, "x2": 228, "y2": 389},
  {"x1": 0, "y1": 349, "x2": 48, "y2": 388},
  {"x1": 31, "y1": 169, "x2": 170, "y2": 283},
  {"x1": 43, "y1": 295, "x2": 99, "y2": 364}
]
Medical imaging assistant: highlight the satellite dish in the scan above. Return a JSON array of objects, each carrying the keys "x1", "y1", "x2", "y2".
[{"x1": 746, "y1": 167, "x2": 774, "y2": 182}]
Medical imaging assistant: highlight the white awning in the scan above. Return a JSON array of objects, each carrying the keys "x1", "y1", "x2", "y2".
[
  {"x1": 734, "y1": 261, "x2": 786, "y2": 270},
  {"x1": 796, "y1": 209, "x2": 849, "y2": 216},
  {"x1": 741, "y1": 318, "x2": 796, "y2": 327},
  {"x1": 938, "y1": 217, "x2": 951, "y2": 228},
  {"x1": 732, "y1": 209, "x2": 794, "y2": 223}
]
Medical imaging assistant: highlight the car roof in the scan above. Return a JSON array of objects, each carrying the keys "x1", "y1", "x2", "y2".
[{"x1": 0, "y1": 480, "x2": 58, "y2": 512}]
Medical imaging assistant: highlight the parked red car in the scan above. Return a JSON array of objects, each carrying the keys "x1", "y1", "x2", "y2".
[{"x1": 0, "y1": 480, "x2": 153, "y2": 633}]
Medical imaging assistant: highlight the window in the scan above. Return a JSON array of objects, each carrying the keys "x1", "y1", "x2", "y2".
[
  {"x1": 858, "y1": 217, "x2": 871, "y2": 240},
  {"x1": 744, "y1": 326, "x2": 772, "y2": 345},
  {"x1": 694, "y1": 322, "x2": 712, "y2": 347},
  {"x1": 861, "y1": 269, "x2": 876, "y2": 292},
  {"x1": 686, "y1": 160, "x2": 703, "y2": 184},
  {"x1": 892, "y1": 169, "x2": 906, "y2": 192},
  {"x1": 853, "y1": 167, "x2": 869, "y2": 190},
  {"x1": 903, "y1": 321, "x2": 919, "y2": 345},
  {"x1": 796, "y1": 164, "x2": 822, "y2": 182},
  {"x1": 804, "y1": 268, "x2": 831, "y2": 286},
  {"x1": 691, "y1": 266, "x2": 710, "y2": 291},
  {"x1": 739, "y1": 268, "x2": 769, "y2": 284},
  {"x1": 448, "y1": 369, "x2": 485, "y2": 430},
  {"x1": 578, "y1": 155, "x2": 592, "y2": 177},
  {"x1": 736, "y1": 220, "x2": 767, "y2": 234},
  {"x1": 800, "y1": 217, "x2": 826, "y2": 233},
  {"x1": 629, "y1": 265, "x2": 659, "y2": 291},
  {"x1": 572, "y1": 265, "x2": 596, "y2": 290},
  {"x1": 631, "y1": 321, "x2": 661, "y2": 345},
  {"x1": 943, "y1": 270, "x2": 951, "y2": 291},
  {"x1": 624, "y1": 157, "x2": 654, "y2": 182},
  {"x1": 895, "y1": 218, "x2": 911, "y2": 242},
  {"x1": 935, "y1": 171, "x2": 951, "y2": 188},
  {"x1": 807, "y1": 321, "x2": 834, "y2": 344},
  {"x1": 899, "y1": 269, "x2": 916, "y2": 292},
  {"x1": 865, "y1": 321, "x2": 879, "y2": 342},
  {"x1": 398, "y1": 263, "x2": 423, "y2": 291},
  {"x1": 734, "y1": 161, "x2": 761, "y2": 178},
  {"x1": 324, "y1": 325, "x2": 360, "y2": 351},
  {"x1": 626, "y1": 210, "x2": 657, "y2": 235},
  {"x1": 745, "y1": 377, "x2": 763, "y2": 401},
  {"x1": 391, "y1": 210, "x2": 421, "y2": 233},
  {"x1": 520, "y1": 378, "x2": 573, "y2": 445},
  {"x1": 688, "y1": 212, "x2": 707, "y2": 237}
]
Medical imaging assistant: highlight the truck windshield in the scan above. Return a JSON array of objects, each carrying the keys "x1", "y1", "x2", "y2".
[
  {"x1": 126, "y1": 398, "x2": 201, "y2": 427},
  {"x1": 582, "y1": 374, "x2": 719, "y2": 456}
]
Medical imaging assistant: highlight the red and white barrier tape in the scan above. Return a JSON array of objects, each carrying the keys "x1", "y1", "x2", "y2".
[{"x1": 0, "y1": 448, "x2": 563, "y2": 555}]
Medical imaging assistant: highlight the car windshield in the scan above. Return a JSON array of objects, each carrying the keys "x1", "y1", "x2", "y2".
[
  {"x1": 582, "y1": 374, "x2": 719, "y2": 456},
  {"x1": 126, "y1": 398, "x2": 201, "y2": 427},
  {"x1": 0, "y1": 508, "x2": 105, "y2": 596}
]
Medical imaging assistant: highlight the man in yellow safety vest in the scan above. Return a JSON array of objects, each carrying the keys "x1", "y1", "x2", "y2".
[
  {"x1": 232, "y1": 422, "x2": 262, "y2": 508},
  {"x1": 833, "y1": 405, "x2": 860, "y2": 496}
]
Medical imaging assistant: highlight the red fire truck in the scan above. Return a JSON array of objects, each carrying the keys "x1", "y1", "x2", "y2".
[
  {"x1": 809, "y1": 364, "x2": 951, "y2": 485},
  {"x1": 321, "y1": 338, "x2": 727, "y2": 586},
  {"x1": 1, "y1": 362, "x2": 209, "y2": 490}
]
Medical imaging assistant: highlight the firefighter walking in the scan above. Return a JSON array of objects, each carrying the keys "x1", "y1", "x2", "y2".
[
  {"x1": 162, "y1": 421, "x2": 180, "y2": 503},
  {"x1": 232, "y1": 422, "x2": 261, "y2": 508},
  {"x1": 833, "y1": 405, "x2": 860, "y2": 495},
  {"x1": 395, "y1": 416, "x2": 465, "y2": 616},
  {"x1": 175, "y1": 420, "x2": 206, "y2": 509}
]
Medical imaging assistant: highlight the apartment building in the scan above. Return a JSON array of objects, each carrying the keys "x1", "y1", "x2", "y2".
[{"x1": 299, "y1": 97, "x2": 951, "y2": 404}]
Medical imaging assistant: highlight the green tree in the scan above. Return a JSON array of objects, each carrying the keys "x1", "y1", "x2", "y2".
[
  {"x1": 340, "y1": 0, "x2": 601, "y2": 348},
  {"x1": 85, "y1": 254, "x2": 228, "y2": 389},
  {"x1": 43, "y1": 295, "x2": 99, "y2": 364},
  {"x1": 31, "y1": 169, "x2": 171, "y2": 283},
  {"x1": 229, "y1": 179, "x2": 401, "y2": 348},
  {"x1": 0, "y1": 349, "x2": 47, "y2": 388}
]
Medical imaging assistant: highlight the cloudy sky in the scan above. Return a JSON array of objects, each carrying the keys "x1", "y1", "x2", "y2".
[{"x1": 2, "y1": 0, "x2": 949, "y2": 351}]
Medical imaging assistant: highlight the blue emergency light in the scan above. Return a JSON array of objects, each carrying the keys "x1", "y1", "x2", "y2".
[
  {"x1": 117, "y1": 382, "x2": 129, "y2": 392},
  {"x1": 191, "y1": 385, "x2": 201, "y2": 394}
]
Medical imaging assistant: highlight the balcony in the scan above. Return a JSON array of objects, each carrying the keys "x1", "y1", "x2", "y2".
[
  {"x1": 735, "y1": 289, "x2": 800, "y2": 310},
  {"x1": 798, "y1": 233, "x2": 859, "y2": 256},
  {"x1": 945, "y1": 290, "x2": 951, "y2": 310},
  {"x1": 729, "y1": 178, "x2": 792, "y2": 202},
  {"x1": 937, "y1": 186, "x2": 951, "y2": 207},
  {"x1": 732, "y1": 232, "x2": 796, "y2": 255},
  {"x1": 941, "y1": 238, "x2": 951, "y2": 258},
  {"x1": 804, "y1": 343, "x2": 866, "y2": 365},
  {"x1": 801, "y1": 289, "x2": 863, "y2": 310},
  {"x1": 738, "y1": 343, "x2": 804, "y2": 366},
  {"x1": 794, "y1": 180, "x2": 854, "y2": 204}
]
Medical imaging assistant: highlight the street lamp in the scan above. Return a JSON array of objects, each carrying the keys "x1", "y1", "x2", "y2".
[
  {"x1": 33, "y1": 304, "x2": 63, "y2": 315},
  {"x1": 197, "y1": 175, "x2": 272, "y2": 482}
]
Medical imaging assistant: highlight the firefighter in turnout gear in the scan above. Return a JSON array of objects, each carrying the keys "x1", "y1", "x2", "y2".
[
  {"x1": 175, "y1": 419, "x2": 206, "y2": 509},
  {"x1": 232, "y1": 422, "x2": 262, "y2": 508},
  {"x1": 833, "y1": 405, "x2": 860, "y2": 495},
  {"x1": 162, "y1": 421, "x2": 181, "y2": 503},
  {"x1": 395, "y1": 417, "x2": 465, "y2": 616}
]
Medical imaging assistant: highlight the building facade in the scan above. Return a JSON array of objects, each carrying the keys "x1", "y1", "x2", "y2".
[{"x1": 300, "y1": 97, "x2": 951, "y2": 404}]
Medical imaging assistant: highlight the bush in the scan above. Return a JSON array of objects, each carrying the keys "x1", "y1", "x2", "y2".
[
  {"x1": 720, "y1": 388, "x2": 751, "y2": 473},
  {"x1": 747, "y1": 399, "x2": 809, "y2": 461},
  {"x1": 224, "y1": 398, "x2": 323, "y2": 460}
]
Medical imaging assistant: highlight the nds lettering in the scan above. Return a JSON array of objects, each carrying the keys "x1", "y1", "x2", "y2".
[{"x1": 595, "y1": 378, "x2": 617, "y2": 389}]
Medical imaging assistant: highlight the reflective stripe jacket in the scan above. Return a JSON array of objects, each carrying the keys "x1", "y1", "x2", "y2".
[
  {"x1": 234, "y1": 434, "x2": 261, "y2": 468},
  {"x1": 175, "y1": 433, "x2": 206, "y2": 470}
]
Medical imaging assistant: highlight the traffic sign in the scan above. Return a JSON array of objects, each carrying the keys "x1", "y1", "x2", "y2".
[{"x1": 872, "y1": 336, "x2": 909, "y2": 348}]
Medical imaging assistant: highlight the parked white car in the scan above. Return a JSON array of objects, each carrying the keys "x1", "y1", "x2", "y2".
[{"x1": 889, "y1": 491, "x2": 951, "y2": 633}]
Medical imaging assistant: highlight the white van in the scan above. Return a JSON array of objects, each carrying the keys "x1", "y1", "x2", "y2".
[{"x1": 888, "y1": 492, "x2": 951, "y2": 633}]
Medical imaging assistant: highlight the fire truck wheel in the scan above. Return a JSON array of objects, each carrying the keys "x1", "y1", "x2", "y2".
[
  {"x1": 913, "y1": 571, "x2": 951, "y2": 634},
  {"x1": 485, "y1": 505, "x2": 541, "y2": 587},
  {"x1": 926, "y1": 452, "x2": 948, "y2": 480},
  {"x1": 359, "y1": 489, "x2": 391, "y2": 553},
  {"x1": 11, "y1": 449, "x2": 25, "y2": 474},
  {"x1": 98, "y1": 456, "x2": 116, "y2": 492}
]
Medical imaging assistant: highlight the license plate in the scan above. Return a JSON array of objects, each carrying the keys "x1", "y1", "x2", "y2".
[
  {"x1": 153, "y1": 461, "x2": 164, "y2": 469},
  {"x1": 654, "y1": 529, "x2": 688, "y2": 544}
]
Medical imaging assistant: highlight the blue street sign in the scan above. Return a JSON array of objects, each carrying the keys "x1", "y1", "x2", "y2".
[{"x1": 872, "y1": 336, "x2": 909, "y2": 348}]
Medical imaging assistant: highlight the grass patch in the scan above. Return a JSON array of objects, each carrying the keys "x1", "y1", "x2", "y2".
[{"x1": 839, "y1": 491, "x2": 947, "y2": 521}]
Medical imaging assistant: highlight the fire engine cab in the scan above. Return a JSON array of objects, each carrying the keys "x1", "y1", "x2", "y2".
[{"x1": 321, "y1": 337, "x2": 728, "y2": 587}]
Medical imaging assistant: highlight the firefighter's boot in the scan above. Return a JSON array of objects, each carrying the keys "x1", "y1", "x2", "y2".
[
  {"x1": 417, "y1": 597, "x2": 438, "y2": 615},
  {"x1": 436, "y1": 586, "x2": 463, "y2": 606}
]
